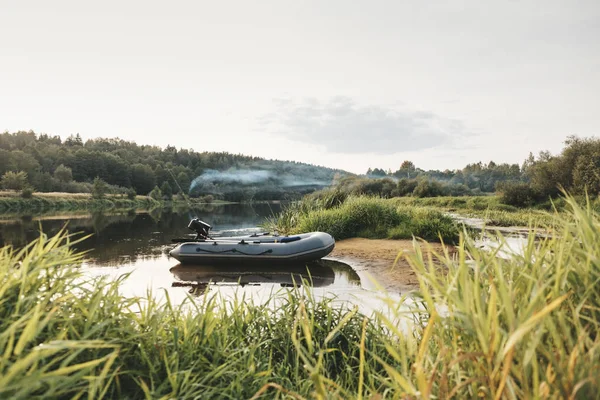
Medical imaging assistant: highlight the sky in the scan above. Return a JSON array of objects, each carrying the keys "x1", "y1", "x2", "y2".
[{"x1": 1, "y1": 0, "x2": 599, "y2": 174}]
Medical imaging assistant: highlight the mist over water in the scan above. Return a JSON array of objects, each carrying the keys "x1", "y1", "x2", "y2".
[{"x1": 189, "y1": 168, "x2": 330, "y2": 194}]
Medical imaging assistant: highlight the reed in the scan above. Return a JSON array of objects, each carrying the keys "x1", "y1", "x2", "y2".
[
  {"x1": 0, "y1": 231, "x2": 397, "y2": 399},
  {"x1": 266, "y1": 195, "x2": 459, "y2": 242},
  {"x1": 2, "y1": 195, "x2": 600, "y2": 398}
]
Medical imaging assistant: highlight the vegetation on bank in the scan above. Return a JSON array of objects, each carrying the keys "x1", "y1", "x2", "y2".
[
  {"x1": 2, "y1": 196, "x2": 600, "y2": 398},
  {"x1": 361, "y1": 136, "x2": 600, "y2": 209},
  {"x1": 0, "y1": 191, "x2": 158, "y2": 213},
  {"x1": 266, "y1": 192, "x2": 460, "y2": 243},
  {"x1": 393, "y1": 195, "x2": 600, "y2": 227},
  {"x1": 4, "y1": 130, "x2": 600, "y2": 207}
]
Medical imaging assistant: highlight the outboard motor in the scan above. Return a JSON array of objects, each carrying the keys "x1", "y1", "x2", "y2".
[{"x1": 188, "y1": 218, "x2": 212, "y2": 240}]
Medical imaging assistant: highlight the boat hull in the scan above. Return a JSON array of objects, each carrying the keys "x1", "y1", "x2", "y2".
[{"x1": 169, "y1": 232, "x2": 335, "y2": 265}]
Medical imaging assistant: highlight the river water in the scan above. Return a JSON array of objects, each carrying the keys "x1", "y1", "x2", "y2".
[{"x1": 0, "y1": 203, "x2": 395, "y2": 311}]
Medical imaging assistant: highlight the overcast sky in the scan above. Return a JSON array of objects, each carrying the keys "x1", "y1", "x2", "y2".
[{"x1": 1, "y1": 0, "x2": 599, "y2": 173}]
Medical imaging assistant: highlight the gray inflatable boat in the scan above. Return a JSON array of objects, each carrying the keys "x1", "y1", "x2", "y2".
[{"x1": 169, "y1": 231, "x2": 335, "y2": 264}]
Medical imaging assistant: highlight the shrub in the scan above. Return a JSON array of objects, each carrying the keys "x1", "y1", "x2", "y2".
[
  {"x1": 1, "y1": 171, "x2": 28, "y2": 191},
  {"x1": 20, "y1": 187, "x2": 33, "y2": 198},
  {"x1": 91, "y1": 177, "x2": 108, "y2": 199},
  {"x1": 149, "y1": 185, "x2": 162, "y2": 201},
  {"x1": 412, "y1": 178, "x2": 444, "y2": 198},
  {"x1": 496, "y1": 181, "x2": 538, "y2": 207},
  {"x1": 126, "y1": 188, "x2": 137, "y2": 200}
]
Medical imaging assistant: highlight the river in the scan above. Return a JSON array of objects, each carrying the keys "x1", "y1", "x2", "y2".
[{"x1": 0, "y1": 203, "x2": 394, "y2": 311}]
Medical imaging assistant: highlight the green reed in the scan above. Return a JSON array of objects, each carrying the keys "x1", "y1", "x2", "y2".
[
  {"x1": 265, "y1": 195, "x2": 459, "y2": 243},
  {"x1": 2, "y1": 195, "x2": 600, "y2": 398}
]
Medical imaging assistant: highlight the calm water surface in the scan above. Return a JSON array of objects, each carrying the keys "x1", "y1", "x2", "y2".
[{"x1": 0, "y1": 203, "x2": 395, "y2": 311}]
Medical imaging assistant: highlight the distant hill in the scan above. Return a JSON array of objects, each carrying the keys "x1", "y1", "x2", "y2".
[{"x1": 0, "y1": 131, "x2": 351, "y2": 201}]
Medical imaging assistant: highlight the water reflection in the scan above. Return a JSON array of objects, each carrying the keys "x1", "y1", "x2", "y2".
[
  {"x1": 170, "y1": 259, "x2": 361, "y2": 294},
  {"x1": 0, "y1": 203, "x2": 391, "y2": 311},
  {"x1": 0, "y1": 203, "x2": 283, "y2": 264}
]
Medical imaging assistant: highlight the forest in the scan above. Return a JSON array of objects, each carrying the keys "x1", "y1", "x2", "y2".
[
  {"x1": 0, "y1": 131, "x2": 344, "y2": 202},
  {"x1": 1, "y1": 131, "x2": 599, "y2": 206}
]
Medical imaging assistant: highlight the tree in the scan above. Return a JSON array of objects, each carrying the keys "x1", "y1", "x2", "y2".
[
  {"x1": 1, "y1": 171, "x2": 28, "y2": 191},
  {"x1": 149, "y1": 185, "x2": 162, "y2": 200},
  {"x1": 102, "y1": 153, "x2": 130, "y2": 187},
  {"x1": 176, "y1": 171, "x2": 191, "y2": 193},
  {"x1": 370, "y1": 168, "x2": 387, "y2": 177},
  {"x1": 412, "y1": 178, "x2": 443, "y2": 198},
  {"x1": 65, "y1": 133, "x2": 83, "y2": 146},
  {"x1": 398, "y1": 160, "x2": 416, "y2": 179},
  {"x1": 131, "y1": 164, "x2": 156, "y2": 194},
  {"x1": 91, "y1": 177, "x2": 108, "y2": 199},
  {"x1": 54, "y1": 164, "x2": 73, "y2": 183},
  {"x1": 572, "y1": 152, "x2": 600, "y2": 194},
  {"x1": 0, "y1": 149, "x2": 16, "y2": 175},
  {"x1": 160, "y1": 181, "x2": 173, "y2": 200},
  {"x1": 10, "y1": 151, "x2": 41, "y2": 176}
]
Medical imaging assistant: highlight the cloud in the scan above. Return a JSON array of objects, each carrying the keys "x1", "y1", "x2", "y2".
[{"x1": 259, "y1": 97, "x2": 468, "y2": 155}]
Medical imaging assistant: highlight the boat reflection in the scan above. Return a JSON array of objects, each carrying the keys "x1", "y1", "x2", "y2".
[{"x1": 170, "y1": 258, "x2": 361, "y2": 295}]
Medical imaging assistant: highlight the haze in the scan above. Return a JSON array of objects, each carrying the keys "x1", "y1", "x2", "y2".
[{"x1": 1, "y1": 0, "x2": 599, "y2": 173}]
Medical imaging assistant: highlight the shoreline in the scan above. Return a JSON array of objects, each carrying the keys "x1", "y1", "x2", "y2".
[
  {"x1": 0, "y1": 192, "x2": 285, "y2": 213},
  {"x1": 328, "y1": 238, "x2": 450, "y2": 293}
]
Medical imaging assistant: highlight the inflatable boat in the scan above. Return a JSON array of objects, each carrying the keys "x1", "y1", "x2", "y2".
[{"x1": 169, "y1": 218, "x2": 335, "y2": 264}]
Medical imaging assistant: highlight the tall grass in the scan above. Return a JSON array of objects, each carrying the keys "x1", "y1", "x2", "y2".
[
  {"x1": 2, "y1": 196, "x2": 600, "y2": 398},
  {"x1": 394, "y1": 194, "x2": 600, "y2": 227},
  {"x1": 266, "y1": 194, "x2": 459, "y2": 242},
  {"x1": 0, "y1": 231, "x2": 398, "y2": 399},
  {"x1": 394, "y1": 196, "x2": 600, "y2": 398}
]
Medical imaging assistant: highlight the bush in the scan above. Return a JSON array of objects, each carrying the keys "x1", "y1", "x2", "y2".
[
  {"x1": 20, "y1": 187, "x2": 33, "y2": 198},
  {"x1": 91, "y1": 177, "x2": 108, "y2": 199},
  {"x1": 393, "y1": 178, "x2": 419, "y2": 197},
  {"x1": 496, "y1": 181, "x2": 538, "y2": 207},
  {"x1": 149, "y1": 185, "x2": 162, "y2": 201},
  {"x1": 412, "y1": 178, "x2": 444, "y2": 198},
  {"x1": 126, "y1": 188, "x2": 137, "y2": 200},
  {"x1": 1, "y1": 171, "x2": 28, "y2": 191}
]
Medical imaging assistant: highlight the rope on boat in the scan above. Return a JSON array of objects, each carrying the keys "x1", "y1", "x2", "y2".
[{"x1": 195, "y1": 247, "x2": 273, "y2": 256}]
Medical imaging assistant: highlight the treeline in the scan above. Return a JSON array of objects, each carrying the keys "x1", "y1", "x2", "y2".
[
  {"x1": 361, "y1": 136, "x2": 600, "y2": 206},
  {"x1": 365, "y1": 160, "x2": 522, "y2": 196},
  {"x1": 498, "y1": 136, "x2": 600, "y2": 206},
  {"x1": 334, "y1": 159, "x2": 523, "y2": 199},
  {"x1": 0, "y1": 131, "x2": 343, "y2": 201}
]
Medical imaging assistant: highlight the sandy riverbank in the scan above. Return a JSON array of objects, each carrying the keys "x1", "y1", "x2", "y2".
[{"x1": 328, "y1": 238, "x2": 450, "y2": 293}]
